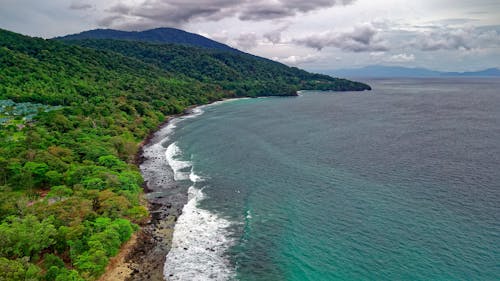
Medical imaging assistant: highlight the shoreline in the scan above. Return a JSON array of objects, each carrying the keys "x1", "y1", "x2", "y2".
[
  {"x1": 100, "y1": 90, "x2": 357, "y2": 280},
  {"x1": 103, "y1": 97, "x2": 245, "y2": 281}
]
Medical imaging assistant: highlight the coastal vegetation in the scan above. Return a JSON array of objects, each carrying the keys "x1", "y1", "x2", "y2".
[{"x1": 0, "y1": 27, "x2": 369, "y2": 280}]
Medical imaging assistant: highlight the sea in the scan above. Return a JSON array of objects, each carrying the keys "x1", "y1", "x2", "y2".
[{"x1": 158, "y1": 78, "x2": 500, "y2": 280}]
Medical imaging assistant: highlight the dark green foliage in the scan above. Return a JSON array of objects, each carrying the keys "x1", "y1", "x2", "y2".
[
  {"x1": 0, "y1": 257, "x2": 41, "y2": 281},
  {"x1": 46, "y1": 185, "x2": 73, "y2": 200},
  {"x1": 43, "y1": 254, "x2": 65, "y2": 270},
  {"x1": 55, "y1": 28, "x2": 239, "y2": 52},
  {"x1": 63, "y1": 39, "x2": 371, "y2": 96},
  {"x1": 0, "y1": 215, "x2": 57, "y2": 258},
  {"x1": 54, "y1": 269, "x2": 84, "y2": 281},
  {"x1": 72, "y1": 218, "x2": 135, "y2": 278}
]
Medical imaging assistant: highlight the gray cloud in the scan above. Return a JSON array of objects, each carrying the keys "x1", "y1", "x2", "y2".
[
  {"x1": 106, "y1": 3, "x2": 131, "y2": 14},
  {"x1": 238, "y1": 4, "x2": 293, "y2": 21},
  {"x1": 264, "y1": 26, "x2": 288, "y2": 44},
  {"x1": 235, "y1": 33, "x2": 259, "y2": 50},
  {"x1": 69, "y1": 2, "x2": 92, "y2": 10},
  {"x1": 417, "y1": 29, "x2": 471, "y2": 51},
  {"x1": 97, "y1": 15, "x2": 122, "y2": 27},
  {"x1": 293, "y1": 23, "x2": 389, "y2": 52},
  {"x1": 99, "y1": 0, "x2": 356, "y2": 29},
  {"x1": 412, "y1": 26, "x2": 500, "y2": 51},
  {"x1": 427, "y1": 18, "x2": 479, "y2": 26},
  {"x1": 238, "y1": 0, "x2": 355, "y2": 21}
]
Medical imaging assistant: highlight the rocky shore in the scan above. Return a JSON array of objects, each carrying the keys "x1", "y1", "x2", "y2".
[
  {"x1": 97, "y1": 109, "x2": 193, "y2": 281},
  {"x1": 102, "y1": 101, "x2": 235, "y2": 281},
  {"x1": 127, "y1": 112, "x2": 193, "y2": 281}
]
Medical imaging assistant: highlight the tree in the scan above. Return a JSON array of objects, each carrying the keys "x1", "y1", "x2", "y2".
[
  {"x1": 0, "y1": 215, "x2": 57, "y2": 258},
  {"x1": 97, "y1": 190, "x2": 131, "y2": 218},
  {"x1": 54, "y1": 269, "x2": 84, "y2": 281},
  {"x1": 45, "y1": 171, "x2": 63, "y2": 186},
  {"x1": 22, "y1": 162, "x2": 49, "y2": 188},
  {"x1": 97, "y1": 155, "x2": 125, "y2": 170},
  {"x1": 47, "y1": 185, "x2": 73, "y2": 201},
  {"x1": 110, "y1": 218, "x2": 134, "y2": 243},
  {"x1": 0, "y1": 257, "x2": 41, "y2": 281},
  {"x1": 126, "y1": 206, "x2": 149, "y2": 225},
  {"x1": 74, "y1": 248, "x2": 108, "y2": 279}
]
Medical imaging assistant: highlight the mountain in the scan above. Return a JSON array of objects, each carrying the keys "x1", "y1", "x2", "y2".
[
  {"x1": 0, "y1": 29, "x2": 227, "y2": 108},
  {"x1": 324, "y1": 65, "x2": 500, "y2": 78},
  {"x1": 0, "y1": 28, "x2": 369, "y2": 281},
  {"x1": 55, "y1": 27, "x2": 239, "y2": 52},
  {"x1": 55, "y1": 28, "x2": 370, "y2": 94},
  {"x1": 60, "y1": 38, "x2": 371, "y2": 95},
  {"x1": 451, "y1": 68, "x2": 500, "y2": 77}
]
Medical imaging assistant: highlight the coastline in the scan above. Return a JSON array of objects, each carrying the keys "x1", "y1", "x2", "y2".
[
  {"x1": 100, "y1": 89, "x2": 368, "y2": 280},
  {"x1": 101, "y1": 91, "x2": 360, "y2": 280},
  {"x1": 102, "y1": 98, "x2": 244, "y2": 281}
]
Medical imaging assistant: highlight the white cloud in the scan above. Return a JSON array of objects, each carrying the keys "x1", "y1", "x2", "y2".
[
  {"x1": 274, "y1": 54, "x2": 320, "y2": 65},
  {"x1": 386, "y1": 53, "x2": 415, "y2": 62}
]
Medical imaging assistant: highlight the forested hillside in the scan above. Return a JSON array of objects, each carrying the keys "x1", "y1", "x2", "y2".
[
  {"x1": 62, "y1": 39, "x2": 370, "y2": 95},
  {"x1": 56, "y1": 27, "x2": 238, "y2": 52},
  {"x1": 0, "y1": 28, "x2": 369, "y2": 280},
  {"x1": 0, "y1": 28, "x2": 229, "y2": 281}
]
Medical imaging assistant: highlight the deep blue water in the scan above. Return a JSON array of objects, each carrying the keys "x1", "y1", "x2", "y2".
[{"x1": 166, "y1": 78, "x2": 500, "y2": 280}]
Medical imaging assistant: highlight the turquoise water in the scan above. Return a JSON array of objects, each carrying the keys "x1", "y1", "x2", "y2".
[{"x1": 167, "y1": 78, "x2": 500, "y2": 280}]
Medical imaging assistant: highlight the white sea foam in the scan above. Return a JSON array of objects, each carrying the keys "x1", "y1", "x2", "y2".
[
  {"x1": 165, "y1": 142, "x2": 191, "y2": 181},
  {"x1": 164, "y1": 185, "x2": 235, "y2": 281},
  {"x1": 189, "y1": 167, "x2": 203, "y2": 183},
  {"x1": 188, "y1": 107, "x2": 205, "y2": 116},
  {"x1": 159, "y1": 106, "x2": 206, "y2": 143},
  {"x1": 157, "y1": 103, "x2": 236, "y2": 281}
]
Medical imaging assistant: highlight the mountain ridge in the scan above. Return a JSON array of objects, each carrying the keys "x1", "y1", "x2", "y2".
[
  {"x1": 323, "y1": 65, "x2": 500, "y2": 78},
  {"x1": 54, "y1": 27, "x2": 371, "y2": 94},
  {"x1": 55, "y1": 27, "x2": 239, "y2": 53},
  {"x1": 60, "y1": 38, "x2": 371, "y2": 95}
]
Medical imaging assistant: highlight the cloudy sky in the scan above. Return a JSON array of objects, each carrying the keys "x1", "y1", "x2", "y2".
[{"x1": 1, "y1": 0, "x2": 499, "y2": 71}]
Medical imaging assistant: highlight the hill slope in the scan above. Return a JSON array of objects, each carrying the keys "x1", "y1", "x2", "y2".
[
  {"x1": 61, "y1": 38, "x2": 371, "y2": 95},
  {"x1": 0, "y1": 27, "x2": 233, "y2": 280},
  {"x1": 55, "y1": 27, "x2": 239, "y2": 52}
]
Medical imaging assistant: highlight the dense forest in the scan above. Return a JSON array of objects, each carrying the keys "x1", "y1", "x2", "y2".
[
  {"x1": 0, "y1": 28, "x2": 369, "y2": 280},
  {"x1": 55, "y1": 27, "x2": 239, "y2": 52},
  {"x1": 62, "y1": 39, "x2": 370, "y2": 96}
]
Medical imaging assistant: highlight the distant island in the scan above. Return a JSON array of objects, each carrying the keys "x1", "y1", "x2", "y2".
[{"x1": 322, "y1": 65, "x2": 500, "y2": 78}]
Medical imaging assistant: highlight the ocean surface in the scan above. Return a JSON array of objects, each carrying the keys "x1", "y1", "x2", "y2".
[{"x1": 161, "y1": 78, "x2": 500, "y2": 280}]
